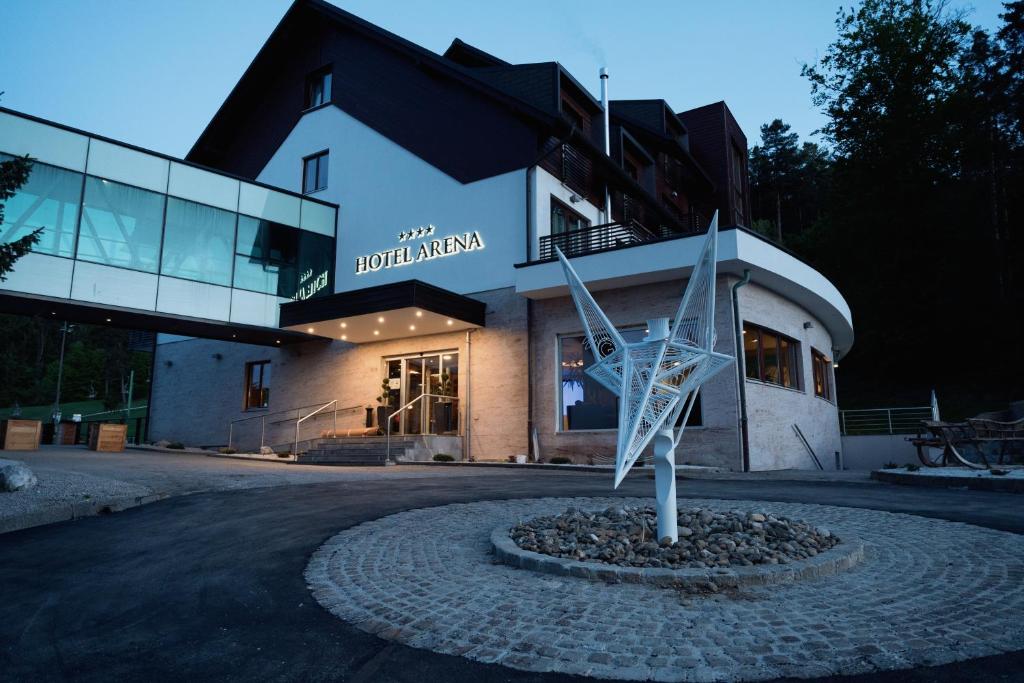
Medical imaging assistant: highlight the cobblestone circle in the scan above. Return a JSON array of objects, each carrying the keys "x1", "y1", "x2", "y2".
[{"x1": 306, "y1": 497, "x2": 1024, "y2": 681}]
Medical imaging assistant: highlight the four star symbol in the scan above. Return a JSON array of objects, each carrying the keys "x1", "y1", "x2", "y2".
[{"x1": 397, "y1": 225, "x2": 438, "y2": 242}]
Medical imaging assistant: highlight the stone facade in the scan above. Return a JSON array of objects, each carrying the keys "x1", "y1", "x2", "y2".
[
  {"x1": 150, "y1": 287, "x2": 529, "y2": 460},
  {"x1": 738, "y1": 282, "x2": 842, "y2": 470},
  {"x1": 150, "y1": 278, "x2": 842, "y2": 470},
  {"x1": 529, "y1": 277, "x2": 742, "y2": 470}
]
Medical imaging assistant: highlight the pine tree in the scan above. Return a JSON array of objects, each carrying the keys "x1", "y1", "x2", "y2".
[{"x1": 0, "y1": 154, "x2": 41, "y2": 281}]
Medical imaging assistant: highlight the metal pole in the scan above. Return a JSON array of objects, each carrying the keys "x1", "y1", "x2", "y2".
[
  {"x1": 599, "y1": 67, "x2": 611, "y2": 222},
  {"x1": 228, "y1": 422, "x2": 233, "y2": 450},
  {"x1": 260, "y1": 416, "x2": 265, "y2": 449},
  {"x1": 126, "y1": 369, "x2": 134, "y2": 429},
  {"x1": 887, "y1": 410, "x2": 894, "y2": 435},
  {"x1": 333, "y1": 405, "x2": 337, "y2": 438},
  {"x1": 841, "y1": 411, "x2": 847, "y2": 436},
  {"x1": 52, "y1": 322, "x2": 70, "y2": 425}
]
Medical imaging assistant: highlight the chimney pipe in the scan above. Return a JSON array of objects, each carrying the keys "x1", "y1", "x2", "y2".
[{"x1": 600, "y1": 67, "x2": 611, "y2": 223}]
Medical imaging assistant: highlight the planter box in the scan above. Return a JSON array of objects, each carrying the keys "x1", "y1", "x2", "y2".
[
  {"x1": 88, "y1": 423, "x2": 128, "y2": 452},
  {"x1": 0, "y1": 419, "x2": 42, "y2": 451},
  {"x1": 55, "y1": 422, "x2": 78, "y2": 445}
]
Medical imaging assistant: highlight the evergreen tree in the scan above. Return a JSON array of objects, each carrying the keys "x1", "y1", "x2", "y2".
[{"x1": 0, "y1": 154, "x2": 41, "y2": 280}]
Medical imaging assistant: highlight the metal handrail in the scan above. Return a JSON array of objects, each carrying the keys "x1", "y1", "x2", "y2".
[
  {"x1": 294, "y1": 400, "x2": 338, "y2": 456},
  {"x1": 228, "y1": 400, "x2": 356, "y2": 451},
  {"x1": 386, "y1": 393, "x2": 459, "y2": 462},
  {"x1": 838, "y1": 405, "x2": 933, "y2": 436}
]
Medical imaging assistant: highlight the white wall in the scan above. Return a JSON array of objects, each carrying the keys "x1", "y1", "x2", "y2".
[
  {"x1": 739, "y1": 282, "x2": 843, "y2": 470},
  {"x1": 257, "y1": 106, "x2": 527, "y2": 296}
]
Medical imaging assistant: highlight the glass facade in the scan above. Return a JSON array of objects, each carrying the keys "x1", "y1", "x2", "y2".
[
  {"x1": 0, "y1": 156, "x2": 81, "y2": 258},
  {"x1": 234, "y1": 216, "x2": 333, "y2": 299},
  {"x1": 743, "y1": 322, "x2": 801, "y2": 389},
  {"x1": 0, "y1": 151, "x2": 336, "y2": 301},
  {"x1": 161, "y1": 197, "x2": 235, "y2": 286},
  {"x1": 79, "y1": 177, "x2": 166, "y2": 272}
]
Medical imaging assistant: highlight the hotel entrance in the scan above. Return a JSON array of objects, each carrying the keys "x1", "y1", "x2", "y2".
[{"x1": 384, "y1": 351, "x2": 460, "y2": 435}]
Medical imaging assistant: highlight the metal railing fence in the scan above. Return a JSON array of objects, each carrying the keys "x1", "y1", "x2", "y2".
[{"x1": 839, "y1": 406, "x2": 934, "y2": 435}]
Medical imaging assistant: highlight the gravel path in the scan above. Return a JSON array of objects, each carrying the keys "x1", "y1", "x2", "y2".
[{"x1": 0, "y1": 446, "x2": 537, "y2": 534}]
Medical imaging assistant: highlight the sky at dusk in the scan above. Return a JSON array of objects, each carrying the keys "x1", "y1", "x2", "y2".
[{"x1": 0, "y1": 0, "x2": 1009, "y2": 158}]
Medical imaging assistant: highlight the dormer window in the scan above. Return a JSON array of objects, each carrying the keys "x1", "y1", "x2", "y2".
[{"x1": 305, "y1": 67, "x2": 332, "y2": 109}]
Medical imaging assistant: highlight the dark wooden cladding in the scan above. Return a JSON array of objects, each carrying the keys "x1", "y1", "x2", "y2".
[{"x1": 279, "y1": 280, "x2": 487, "y2": 328}]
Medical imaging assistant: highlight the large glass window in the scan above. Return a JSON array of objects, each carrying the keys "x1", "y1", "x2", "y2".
[
  {"x1": 811, "y1": 348, "x2": 833, "y2": 401},
  {"x1": 0, "y1": 155, "x2": 81, "y2": 258},
  {"x1": 160, "y1": 197, "x2": 236, "y2": 286},
  {"x1": 743, "y1": 322, "x2": 801, "y2": 390},
  {"x1": 244, "y1": 360, "x2": 271, "y2": 410},
  {"x1": 233, "y1": 216, "x2": 333, "y2": 300},
  {"x1": 78, "y1": 177, "x2": 165, "y2": 272}
]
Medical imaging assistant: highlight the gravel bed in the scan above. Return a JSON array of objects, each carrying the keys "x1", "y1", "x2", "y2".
[{"x1": 510, "y1": 505, "x2": 839, "y2": 569}]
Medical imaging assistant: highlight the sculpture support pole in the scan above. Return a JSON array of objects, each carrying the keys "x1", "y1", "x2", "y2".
[{"x1": 652, "y1": 427, "x2": 678, "y2": 543}]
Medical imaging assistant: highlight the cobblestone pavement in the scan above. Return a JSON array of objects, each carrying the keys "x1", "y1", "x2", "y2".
[{"x1": 307, "y1": 497, "x2": 1024, "y2": 682}]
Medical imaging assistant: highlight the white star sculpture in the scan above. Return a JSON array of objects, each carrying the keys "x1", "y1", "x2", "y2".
[{"x1": 555, "y1": 212, "x2": 734, "y2": 542}]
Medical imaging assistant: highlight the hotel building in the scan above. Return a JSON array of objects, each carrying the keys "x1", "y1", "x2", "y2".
[{"x1": 0, "y1": 0, "x2": 852, "y2": 470}]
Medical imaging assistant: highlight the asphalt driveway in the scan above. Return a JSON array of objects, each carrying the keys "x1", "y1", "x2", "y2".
[{"x1": 0, "y1": 468, "x2": 1022, "y2": 682}]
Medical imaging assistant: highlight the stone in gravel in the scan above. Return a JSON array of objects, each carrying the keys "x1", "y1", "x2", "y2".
[
  {"x1": 509, "y1": 505, "x2": 840, "y2": 571},
  {"x1": 0, "y1": 459, "x2": 38, "y2": 492}
]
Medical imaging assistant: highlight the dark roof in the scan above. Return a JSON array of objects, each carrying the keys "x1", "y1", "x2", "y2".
[
  {"x1": 443, "y1": 38, "x2": 509, "y2": 68},
  {"x1": 187, "y1": 0, "x2": 563, "y2": 183}
]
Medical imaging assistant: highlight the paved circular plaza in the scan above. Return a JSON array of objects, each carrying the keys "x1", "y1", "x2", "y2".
[{"x1": 306, "y1": 496, "x2": 1024, "y2": 681}]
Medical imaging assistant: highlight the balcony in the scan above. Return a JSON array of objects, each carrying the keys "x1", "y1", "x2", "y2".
[{"x1": 538, "y1": 214, "x2": 706, "y2": 261}]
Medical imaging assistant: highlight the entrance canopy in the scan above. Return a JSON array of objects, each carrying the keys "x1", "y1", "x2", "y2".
[{"x1": 279, "y1": 279, "x2": 485, "y2": 343}]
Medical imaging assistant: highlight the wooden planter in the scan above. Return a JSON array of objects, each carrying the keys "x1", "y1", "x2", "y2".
[
  {"x1": 0, "y1": 419, "x2": 42, "y2": 451},
  {"x1": 55, "y1": 422, "x2": 78, "y2": 445},
  {"x1": 88, "y1": 423, "x2": 128, "y2": 452}
]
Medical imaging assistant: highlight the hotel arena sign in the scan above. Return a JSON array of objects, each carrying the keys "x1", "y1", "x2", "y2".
[{"x1": 354, "y1": 224, "x2": 485, "y2": 274}]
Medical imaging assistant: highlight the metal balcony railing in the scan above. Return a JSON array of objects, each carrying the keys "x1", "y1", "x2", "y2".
[
  {"x1": 839, "y1": 406, "x2": 935, "y2": 435},
  {"x1": 538, "y1": 213, "x2": 707, "y2": 261}
]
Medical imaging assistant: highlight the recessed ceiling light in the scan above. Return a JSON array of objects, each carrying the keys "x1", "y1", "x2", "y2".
[
  {"x1": 232, "y1": 334, "x2": 237, "y2": 338},
  {"x1": 409, "y1": 325, "x2": 416, "y2": 331},
  {"x1": 373, "y1": 330, "x2": 380, "y2": 336},
  {"x1": 443, "y1": 355, "x2": 452, "y2": 360},
  {"x1": 341, "y1": 334, "x2": 347, "y2": 341},
  {"x1": 377, "y1": 316, "x2": 385, "y2": 323},
  {"x1": 340, "y1": 322, "x2": 347, "y2": 328},
  {"x1": 446, "y1": 319, "x2": 453, "y2": 326},
  {"x1": 50, "y1": 311, "x2": 56, "y2": 316},
  {"x1": 276, "y1": 340, "x2": 281, "y2": 344},
  {"x1": 415, "y1": 310, "x2": 423, "y2": 317},
  {"x1": 307, "y1": 327, "x2": 315, "y2": 333},
  {"x1": 105, "y1": 318, "x2": 111, "y2": 322}
]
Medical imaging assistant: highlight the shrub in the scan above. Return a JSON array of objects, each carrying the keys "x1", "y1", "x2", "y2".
[
  {"x1": 433, "y1": 453, "x2": 455, "y2": 462},
  {"x1": 277, "y1": 451, "x2": 291, "y2": 458},
  {"x1": 905, "y1": 464, "x2": 920, "y2": 472},
  {"x1": 549, "y1": 456, "x2": 572, "y2": 465},
  {"x1": 219, "y1": 447, "x2": 237, "y2": 455},
  {"x1": 166, "y1": 442, "x2": 185, "y2": 450},
  {"x1": 882, "y1": 462, "x2": 899, "y2": 469},
  {"x1": 990, "y1": 468, "x2": 1009, "y2": 476}
]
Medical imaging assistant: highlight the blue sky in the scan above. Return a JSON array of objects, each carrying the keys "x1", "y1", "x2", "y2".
[{"x1": 0, "y1": 0, "x2": 1008, "y2": 158}]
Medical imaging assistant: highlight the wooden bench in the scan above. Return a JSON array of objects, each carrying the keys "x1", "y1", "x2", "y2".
[{"x1": 910, "y1": 418, "x2": 1024, "y2": 469}]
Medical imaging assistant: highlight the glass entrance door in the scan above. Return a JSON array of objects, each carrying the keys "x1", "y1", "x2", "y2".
[{"x1": 386, "y1": 352, "x2": 459, "y2": 435}]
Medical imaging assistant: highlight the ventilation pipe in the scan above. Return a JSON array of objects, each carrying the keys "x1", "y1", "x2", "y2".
[
  {"x1": 731, "y1": 270, "x2": 752, "y2": 471},
  {"x1": 600, "y1": 67, "x2": 612, "y2": 223}
]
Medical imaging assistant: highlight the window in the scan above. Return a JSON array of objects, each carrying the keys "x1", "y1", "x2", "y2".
[
  {"x1": 743, "y1": 322, "x2": 800, "y2": 389},
  {"x1": 78, "y1": 177, "x2": 165, "y2": 272},
  {"x1": 0, "y1": 155, "x2": 81, "y2": 258},
  {"x1": 559, "y1": 329, "x2": 703, "y2": 431},
  {"x1": 160, "y1": 197, "x2": 236, "y2": 286},
  {"x1": 244, "y1": 360, "x2": 271, "y2": 410},
  {"x1": 302, "y1": 151, "x2": 328, "y2": 194},
  {"x1": 811, "y1": 348, "x2": 833, "y2": 400},
  {"x1": 233, "y1": 215, "x2": 333, "y2": 300},
  {"x1": 550, "y1": 198, "x2": 589, "y2": 235},
  {"x1": 305, "y1": 67, "x2": 332, "y2": 109}
]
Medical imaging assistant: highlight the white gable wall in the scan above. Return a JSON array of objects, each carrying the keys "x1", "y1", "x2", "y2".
[{"x1": 257, "y1": 106, "x2": 527, "y2": 296}]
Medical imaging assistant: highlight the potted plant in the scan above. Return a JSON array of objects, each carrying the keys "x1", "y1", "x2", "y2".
[
  {"x1": 376, "y1": 377, "x2": 395, "y2": 434},
  {"x1": 431, "y1": 369, "x2": 456, "y2": 434}
]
